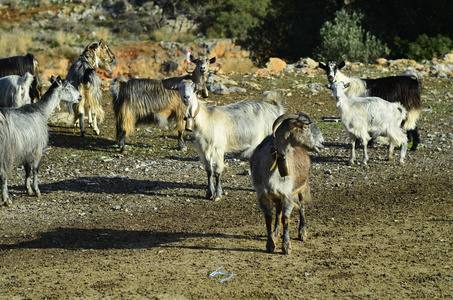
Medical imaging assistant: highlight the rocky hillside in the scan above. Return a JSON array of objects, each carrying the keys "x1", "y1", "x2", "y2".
[{"x1": 1, "y1": 1, "x2": 453, "y2": 85}]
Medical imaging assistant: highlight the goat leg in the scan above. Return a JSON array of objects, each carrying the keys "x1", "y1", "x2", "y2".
[
  {"x1": 399, "y1": 140, "x2": 408, "y2": 165},
  {"x1": 1, "y1": 172, "x2": 11, "y2": 207},
  {"x1": 348, "y1": 135, "x2": 356, "y2": 165},
  {"x1": 361, "y1": 137, "x2": 369, "y2": 165},
  {"x1": 79, "y1": 112, "x2": 86, "y2": 137},
  {"x1": 213, "y1": 172, "x2": 222, "y2": 201},
  {"x1": 299, "y1": 204, "x2": 307, "y2": 241},
  {"x1": 265, "y1": 216, "x2": 276, "y2": 253},
  {"x1": 205, "y1": 169, "x2": 215, "y2": 200},
  {"x1": 92, "y1": 114, "x2": 100, "y2": 135},
  {"x1": 282, "y1": 217, "x2": 292, "y2": 255},
  {"x1": 32, "y1": 159, "x2": 42, "y2": 197},
  {"x1": 273, "y1": 202, "x2": 282, "y2": 238},
  {"x1": 177, "y1": 130, "x2": 187, "y2": 151},
  {"x1": 407, "y1": 127, "x2": 420, "y2": 151},
  {"x1": 24, "y1": 162, "x2": 34, "y2": 195}
]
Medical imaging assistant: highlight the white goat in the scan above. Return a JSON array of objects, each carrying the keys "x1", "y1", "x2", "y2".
[
  {"x1": 0, "y1": 72, "x2": 34, "y2": 108},
  {"x1": 319, "y1": 61, "x2": 422, "y2": 150},
  {"x1": 177, "y1": 79, "x2": 285, "y2": 201},
  {"x1": 250, "y1": 113, "x2": 324, "y2": 254},
  {"x1": 0, "y1": 76, "x2": 81, "y2": 206},
  {"x1": 330, "y1": 81, "x2": 408, "y2": 165}
]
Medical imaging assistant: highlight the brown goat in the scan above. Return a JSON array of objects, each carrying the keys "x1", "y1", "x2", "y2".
[{"x1": 250, "y1": 113, "x2": 324, "y2": 254}]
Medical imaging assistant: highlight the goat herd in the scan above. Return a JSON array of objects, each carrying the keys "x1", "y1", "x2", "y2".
[{"x1": 0, "y1": 40, "x2": 422, "y2": 254}]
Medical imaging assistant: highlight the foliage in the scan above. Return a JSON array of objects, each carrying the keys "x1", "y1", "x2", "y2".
[
  {"x1": 407, "y1": 34, "x2": 453, "y2": 61},
  {"x1": 187, "y1": 0, "x2": 270, "y2": 39},
  {"x1": 317, "y1": 8, "x2": 390, "y2": 63},
  {"x1": 242, "y1": 0, "x2": 339, "y2": 66}
]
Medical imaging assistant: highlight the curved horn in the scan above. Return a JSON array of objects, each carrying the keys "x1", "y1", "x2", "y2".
[{"x1": 272, "y1": 113, "x2": 300, "y2": 137}]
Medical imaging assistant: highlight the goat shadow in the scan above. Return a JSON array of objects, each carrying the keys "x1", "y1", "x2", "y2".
[
  {"x1": 8, "y1": 176, "x2": 253, "y2": 199},
  {"x1": 0, "y1": 227, "x2": 262, "y2": 253}
]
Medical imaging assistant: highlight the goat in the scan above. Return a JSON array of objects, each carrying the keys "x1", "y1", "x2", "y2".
[
  {"x1": 319, "y1": 61, "x2": 422, "y2": 150},
  {"x1": 177, "y1": 79, "x2": 285, "y2": 201},
  {"x1": 111, "y1": 55, "x2": 216, "y2": 152},
  {"x1": 0, "y1": 72, "x2": 34, "y2": 108},
  {"x1": 330, "y1": 81, "x2": 408, "y2": 165},
  {"x1": 0, "y1": 53, "x2": 42, "y2": 102},
  {"x1": 66, "y1": 40, "x2": 116, "y2": 136},
  {"x1": 250, "y1": 113, "x2": 324, "y2": 254},
  {"x1": 0, "y1": 76, "x2": 81, "y2": 207}
]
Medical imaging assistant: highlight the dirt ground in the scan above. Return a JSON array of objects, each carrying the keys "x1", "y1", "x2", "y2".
[{"x1": 0, "y1": 69, "x2": 452, "y2": 299}]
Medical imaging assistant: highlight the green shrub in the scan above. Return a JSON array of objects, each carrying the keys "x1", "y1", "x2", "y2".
[
  {"x1": 407, "y1": 34, "x2": 453, "y2": 61},
  {"x1": 317, "y1": 8, "x2": 390, "y2": 63}
]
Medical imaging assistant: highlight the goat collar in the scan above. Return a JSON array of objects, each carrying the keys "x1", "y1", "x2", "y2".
[
  {"x1": 191, "y1": 104, "x2": 201, "y2": 118},
  {"x1": 269, "y1": 143, "x2": 290, "y2": 177}
]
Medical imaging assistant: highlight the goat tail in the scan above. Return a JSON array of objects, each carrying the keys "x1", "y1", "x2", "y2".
[
  {"x1": 115, "y1": 100, "x2": 135, "y2": 141},
  {"x1": 403, "y1": 109, "x2": 420, "y2": 131}
]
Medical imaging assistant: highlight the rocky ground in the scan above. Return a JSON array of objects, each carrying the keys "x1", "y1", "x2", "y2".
[{"x1": 0, "y1": 62, "x2": 452, "y2": 299}]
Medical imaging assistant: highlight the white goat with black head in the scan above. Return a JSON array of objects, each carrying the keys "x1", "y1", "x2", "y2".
[
  {"x1": 0, "y1": 72, "x2": 35, "y2": 108},
  {"x1": 177, "y1": 79, "x2": 285, "y2": 201},
  {"x1": 0, "y1": 76, "x2": 81, "y2": 206},
  {"x1": 330, "y1": 81, "x2": 408, "y2": 165},
  {"x1": 319, "y1": 61, "x2": 422, "y2": 150},
  {"x1": 251, "y1": 113, "x2": 324, "y2": 254}
]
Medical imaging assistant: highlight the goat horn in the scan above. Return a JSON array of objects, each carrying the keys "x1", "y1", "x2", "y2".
[{"x1": 272, "y1": 113, "x2": 300, "y2": 137}]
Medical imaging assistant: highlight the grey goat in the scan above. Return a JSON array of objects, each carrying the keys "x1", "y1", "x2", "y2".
[
  {"x1": 0, "y1": 72, "x2": 34, "y2": 108},
  {"x1": 177, "y1": 79, "x2": 285, "y2": 201},
  {"x1": 0, "y1": 76, "x2": 81, "y2": 206},
  {"x1": 250, "y1": 113, "x2": 324, "y2": 254}
]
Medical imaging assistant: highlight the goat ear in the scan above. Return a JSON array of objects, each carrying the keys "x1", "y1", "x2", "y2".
[
  {"x1": 50, "y1": 76, "x2": 56, "y2": 84},
  {"x1": 318, "y1": 62, "x2": 326, "y2": 70},
  {"x1": 99, "y1": 39, "x2": 103, "y2": 45},
  {"x1": 209, "y1": 57, "x2": 217, "y2": 64},
  {"x1": 344, "y1": 82, "x2": 350, "y2": 88},
  {"x1": 190, "y1": 54, "x2": 196, "y2": 63},
  {"x1": 339, "y1": 61, "x2": 346, "y2": 69}
]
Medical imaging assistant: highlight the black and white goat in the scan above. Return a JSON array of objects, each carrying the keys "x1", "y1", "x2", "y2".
[
  {"x1": 0, "y1": 53, "x2": 42, "y2": 102},
  {"x1": 319, "y1": 61, "x2": 422, "y2": 150},
  {"x1": 330, "y1": 81, "x2": 408, "y2": 165},
  {"x1": 0, "y1": 76, "x2": 81, "y2": 206},
  {"x1": 250, "y1": 113, "x2": 324, "y2": 254},
  {"x1": 177, "y1": 79, "x2": 285, "y2": 201},
  {"x1": 111, "y1": 55, "x2": 216, "y2": 152},
  {"x1": 66, "y1": 40, "x2": 116, "y2": 136}
]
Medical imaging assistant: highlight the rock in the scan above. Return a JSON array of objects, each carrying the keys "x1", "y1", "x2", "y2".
[
  {"x1": 266, "y1": 58, "x2": 286, "y2": 73},
  {"x1": 207, "y1": 83, "x2": 229, "y2": 95}
]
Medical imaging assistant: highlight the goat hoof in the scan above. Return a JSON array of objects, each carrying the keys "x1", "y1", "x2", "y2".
[
  {"x1": 213, "y1": 196, "x2": 221, "y2": 202},
  {"x1": 266, "y1": 239, "x2": 276, "y2": 253},
  {"x1": 282, "y1": 242, "x2": 292, "y2": 255},
  {"x1": 3, "y1": 199, "x2": 12, "y2": 207},
  {"x1": 298, "y1": 232, "x2": 307, "y2": 241}
]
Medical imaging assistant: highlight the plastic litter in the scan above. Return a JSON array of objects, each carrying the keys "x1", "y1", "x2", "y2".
[{"x1": 209, "y1": 266, "x2": 234, "y2": 283}]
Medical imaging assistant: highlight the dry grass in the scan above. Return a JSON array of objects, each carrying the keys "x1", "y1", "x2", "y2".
[
  {"x1": 151, "y1": 28, "x2": 195, "y2": 44},
  {"x1": 0, "y1": 28, "x2": 34, "y2": 57},
  {"x1": 220, "y1": 57, "x2": 257, "y2": 74}
]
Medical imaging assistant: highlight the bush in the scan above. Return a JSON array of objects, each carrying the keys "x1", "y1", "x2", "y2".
[
  {"x1": 407, "y1": 34, "x2": 453, "y2": 61},
  {"x1": 317, "y1": 8, "x2": 390, "y2": 63}
]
